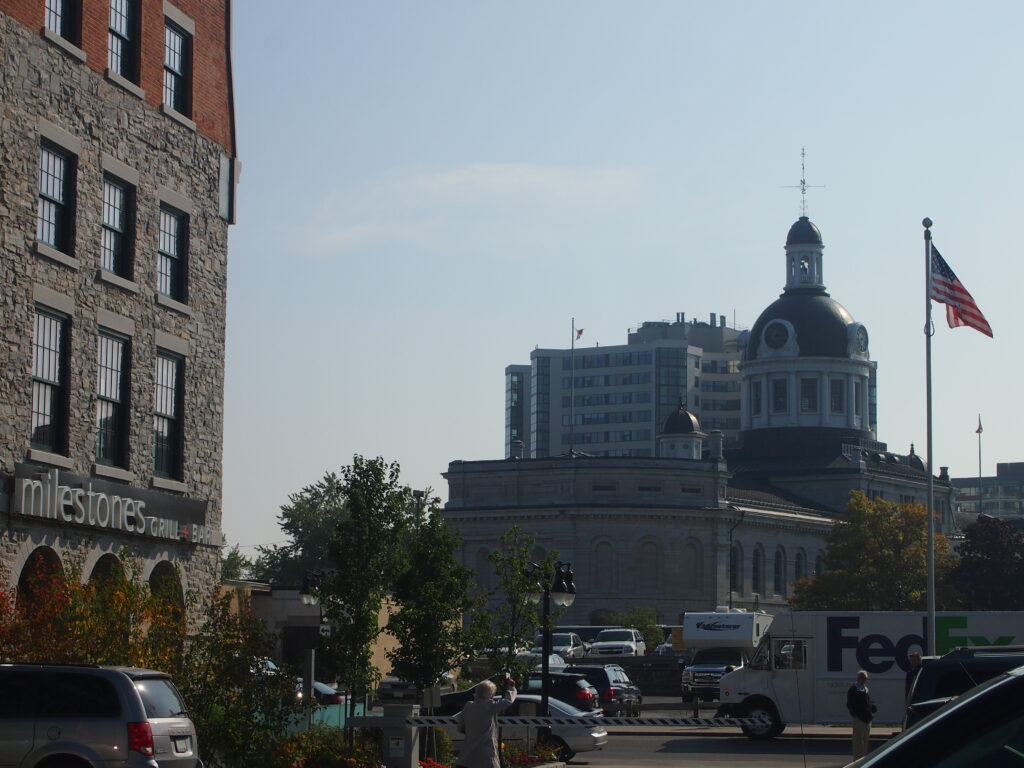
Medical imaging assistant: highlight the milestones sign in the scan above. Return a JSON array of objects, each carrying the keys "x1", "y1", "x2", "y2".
[{"x1": 10, "y1": 464, "x2": 214, "y2": 545}]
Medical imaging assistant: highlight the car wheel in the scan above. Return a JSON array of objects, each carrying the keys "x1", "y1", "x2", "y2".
[
  {"x1": 551, "y1": 736, "x2": 574, "y2": 762},
  {"x1": 740, "y1": 700, "x2": 783, "y2": 740}
]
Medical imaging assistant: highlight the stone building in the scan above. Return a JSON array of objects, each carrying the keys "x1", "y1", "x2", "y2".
[
  {"x1": 446, "y1": 215, "x2": 955, "y2": 622},
  {"x1": 0, "y1": 0, "x2": 238, "y2": 613}
]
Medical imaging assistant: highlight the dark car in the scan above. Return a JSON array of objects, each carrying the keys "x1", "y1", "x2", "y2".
[
  {"x1": 848, "y1": 663, "x2": 1024, "y2": 767},
  {"x1": 521, "y1": 671, "x2": 600, "y2": 711},
  {"x1": 564, "y1": 663, "x2": 642, "y2": 716},
  {"x1": 904, "y1": 645, "x2": 1024, "y2": 727},
  {"x1": 436, "y1": 674, "x2": 507, "y2": 716}
]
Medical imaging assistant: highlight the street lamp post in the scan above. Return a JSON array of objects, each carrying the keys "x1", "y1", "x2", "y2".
[{"x1": 527, "y1": 561, "x2": 576, "y2": 713}]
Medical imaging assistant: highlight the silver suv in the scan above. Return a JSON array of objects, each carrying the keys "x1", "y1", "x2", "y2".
[{"x1": 0, "y1": 664, "x2": 202, "y2": 768}]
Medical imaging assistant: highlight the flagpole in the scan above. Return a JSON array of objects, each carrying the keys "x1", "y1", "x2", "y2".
[
  {"x1": 977, "y1": 415, "x2": 983, "y2": 515},
  {"x1": 570, "y1": 317, "x2": 576, "y2": 455},
  {"x1": 923, "y1": 217, "x2": 936, "y2": 656}
]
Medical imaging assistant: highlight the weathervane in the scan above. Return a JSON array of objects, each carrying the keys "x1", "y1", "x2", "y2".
[{"x1": 783, "y1": 147, "x2": 824, "y2": 217}]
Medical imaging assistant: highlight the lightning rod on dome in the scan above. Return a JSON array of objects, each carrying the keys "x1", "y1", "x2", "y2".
[{"x1": 782, "y1": 147, "x2": 825, "y2": 217}]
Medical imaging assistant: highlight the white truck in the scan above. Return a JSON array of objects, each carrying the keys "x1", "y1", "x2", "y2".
[
  {"x1": 680, "y1": 609, "x2": 773, "y2": 702},
  {"x1": 716, "y1": 611, "x2": 1023, "y2": 739}
]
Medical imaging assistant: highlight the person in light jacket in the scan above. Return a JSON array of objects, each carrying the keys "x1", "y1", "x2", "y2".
[{"x1": 456, "y1": 676, "x2": 517, "y2": 768}]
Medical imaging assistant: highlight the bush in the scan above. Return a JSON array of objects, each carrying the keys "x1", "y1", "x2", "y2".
[{"x1": 284, "y1": 725, "x2": 384, "y2": 768}]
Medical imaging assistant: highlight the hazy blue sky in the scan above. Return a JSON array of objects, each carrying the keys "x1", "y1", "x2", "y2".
[{"x1": 223, "y1": 1, "x2": 1022, "y2": 553}]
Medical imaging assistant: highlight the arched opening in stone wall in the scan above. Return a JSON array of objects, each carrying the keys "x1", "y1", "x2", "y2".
[
  {"x1": 475, "y1": 548, "x2": 491, "y2": 590},
  {"x1": 148, "y1": 561, "x2": 186, "y2": 665},
  {"x1": 17, "y1": 546, "x2": 64, "y2": 616},
  {"x1": 634, "y1": 538, "x2": 661, "y2": 593},
  {"x1": 89, "y1": 553, "x2": 126, "y2": 585},
  {"x1": 681, "y1": 540, "x2": 702, "y2": 591}
]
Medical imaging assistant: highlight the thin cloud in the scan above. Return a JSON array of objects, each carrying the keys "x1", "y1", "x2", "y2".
[{"x1": 310, "y1": 162, "x2": 651, "y2": 253}]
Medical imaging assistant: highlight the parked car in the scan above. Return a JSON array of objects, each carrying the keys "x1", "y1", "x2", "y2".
[
  {"x1": 532, "y1": 653, "x2": 567, "y2": 671},
  {"x1": 564, "y1": 663, "x2": 642, "y2": 716},
  {"x1": 297, "y1": 678, "x2": 346, "y2": 706},
  {"x1": 530, "y1": 632, "x2": 587, "y2": 660},
  {"x1": 587, "y1": 628, "x2": 647, "y2": 657},
  {"x1": 437, "y1": 674, "x2": 508, "y2": 715},
  {"x1": 521, "y1": 671, "x2": 600, "y2": 711},
  {"x1": 904, "y1": 645, "x2": 1024, "y2": 727},
  {"x1": 0, "y1": 663, "x2": 201, "y2": 768},
  {"x1": 450, "y1": 693, "x2": 608, "y2": 762},
  {"x1": 846, "y1": 663, "x2": 1024, "y2": 767}
]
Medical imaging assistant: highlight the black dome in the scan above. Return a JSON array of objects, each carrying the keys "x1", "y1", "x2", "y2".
[
  {"x1": 786, "y1": 216, "x2": 823, "y2": 246},
  {"x1": 662, "y1": 404, "x2": 701, "y2": 435},
  {"x1": 745, "y1": 293, "x2": 855, "y2": 360}
]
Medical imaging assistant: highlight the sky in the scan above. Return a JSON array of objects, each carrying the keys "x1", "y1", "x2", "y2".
[{"x1": 222, "y1": 1, "x2": 1023, "y2": 554}]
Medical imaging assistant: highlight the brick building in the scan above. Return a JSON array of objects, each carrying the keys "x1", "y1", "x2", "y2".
[{"x1": 0, "y1": 0, "x2": 238, "y2": 612}]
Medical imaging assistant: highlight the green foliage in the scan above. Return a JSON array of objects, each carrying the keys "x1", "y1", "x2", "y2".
[
  {"x1": 221, "y1": 543, "x2": 253, "y2": 582},
  {"x1": 175, "y1": 589, "x2": 302, "y2": 768},
  {"x1": 281, "y1": 724, "x2": 383, "y2": 768},
  {"x1": 323, "y1": 456, "x2": 410, "y2": 706},
  {"x1": 612, "y1": 606, "x2": 661, "y2": 652},
  {"x1": 251, "y1": 472, "x2": 349, "y2": 585},
  {"x1": 0, "y1": 549, "x2": 188, "y2": 671},
  {"x1": 481, "y1": 526, "x2": 550, "y2": 683},
  {"x1": 419, "y1": 727, "x2": 456, "y2": 767},
  {"x1": 950, "y1": 515, "x2": 1024, "y2": 609},
  {"x1": 387, "y1": 501, "x2": 480, "y2": 691},
  {"x1": 790, "y1": 491, "x2": 953, "y2": 611}
]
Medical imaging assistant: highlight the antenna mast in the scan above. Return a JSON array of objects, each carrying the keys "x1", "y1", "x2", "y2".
[{"x1": 783, "y1": 147, "x2": 825, "y2": 216}]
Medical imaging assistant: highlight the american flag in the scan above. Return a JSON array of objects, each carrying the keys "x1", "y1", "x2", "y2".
[{"x1": 930, "y1": 247, "x2": 993, "y2": 337}]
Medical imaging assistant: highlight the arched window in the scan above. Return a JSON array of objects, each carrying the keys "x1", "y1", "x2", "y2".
[
  {"x1": 814, "y1": 553, "x2": 826, "y2": 576},
  {"x1": 752, "y1": 548, "x2": 764, "y2": 596},
  {"x1": 730, "y1": 543, "x2": 743, "y2": 595},
  {"x1": 681, "y1": 540, "x2": 702, "y2": 591},
  {"x1": 635, "y1": 539, "x2": 661, "y2": 592},
  {"x1": 795, "y1": 550, "x2": 807, "y2": 581},
  {"x1": 773, "y1": 548, "x2": 786, "y2": 597},
  {"x1": 592, "y1": 540, "x2": 614, "y2": 592},
  {"x1": 475, "y1": 548, "x2": 492, "y2": 590}
]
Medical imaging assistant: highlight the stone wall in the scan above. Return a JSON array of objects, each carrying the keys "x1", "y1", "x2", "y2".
[{"x1": 0, "y1": 11, "x2": 232, "y2": 615}]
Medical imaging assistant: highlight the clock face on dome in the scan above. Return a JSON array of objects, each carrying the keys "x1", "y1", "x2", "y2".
[
  {"x1": 856, "y1": 326, "x2": 869, "y2": 353},
  {"x1": 765, "y1": 321, "x2": 789, "y2": 349}
]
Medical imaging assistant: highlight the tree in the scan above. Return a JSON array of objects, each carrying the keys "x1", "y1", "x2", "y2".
[
  {"x1": 612, "y1": 606, "x2": 662, "y2": 652},
  {"x1": 386, "y1": 498, "x2": 480, "y2": 692},
  {"x1": 175, "y1": 588, "x2": 301, "y2": 768},
  {"x1": 220, "y1": 542, "x2": 253, "y2": 581},
  {"x1": 482, "y1": 525, "x2": 552, "y2": 683},
  {"x1": 250, "y1": 472, "x2": 348, "y2": 585},
  {"x1": 321, "y1": 456, "x2": 410, "y2": 718},
  {"x1": 790, "y1": 491, "x2": 953, "y2": 611},
  {"x1": 951, "y1": 515, "x2": 1024, "y2": 610}
]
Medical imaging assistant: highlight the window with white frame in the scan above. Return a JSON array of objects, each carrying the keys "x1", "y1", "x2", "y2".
[
  {"x1": 96, "y1": 331, "x2": 130, "y2": 466},
  {"x1": 108, "y1": 0, "x2": 139, "y2": 81},
  {"x1": 153, "y1": 351, "x2": 183, "y2": 478},
  {"x1": 157, "y1": 205, "x2": 187, "y2": 301},
  {"x1": 45, "y1": 0, "x2": 80, "y2": 43},
  {"x1": 31, "y1": 309, "x2": 69, "y2": 453},
  {"x1": 37, "y1": 141, "x2": 75, "y2": 254},
  {"x1": 163, "y1": 19, "x2": 191, "y2": 116},
  {"x1": 101, "y1": 175, "x2": 134, "y2": 277}
]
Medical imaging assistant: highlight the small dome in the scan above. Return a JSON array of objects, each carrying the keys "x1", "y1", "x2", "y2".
[
  {"x1": 744, "y1": 293, "x2": 855, "y2": 360},
  {"x1": 663, "y1": 403, "x2": 701, "y2": 435},
  {"x1": 786, "y1": 216, "x2": 823, "y2": 246}
]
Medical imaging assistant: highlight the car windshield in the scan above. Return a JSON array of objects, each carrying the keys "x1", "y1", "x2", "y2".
[
  {"x1": 133, "y1": 677, "x2": 188, "y2": 718},
  {"x1": 551, "y1": 634, "x2": 573, "y2": 645},
  {"x1": 692, "y1": 649, "x2": 744, "y2": 665},
  {"x1": 596, "y1": 630, "x2": 632, "y2": 641}
]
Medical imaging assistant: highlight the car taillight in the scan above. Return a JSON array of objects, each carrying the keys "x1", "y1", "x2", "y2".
[
  {"x1": 576, "y1": 689, "x2": 593, "y2": 702},
  {"x1": 326, "y1": 693, "x2": 343, "y2": 705},
  {"x1": 127, "y1": 722, "x2": 154, "y2": 757},
  {"x1": 601, "y1": 686, "x2": 617, "y2": 701}
]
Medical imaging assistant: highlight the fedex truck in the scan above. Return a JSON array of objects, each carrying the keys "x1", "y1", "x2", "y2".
[{"x1": 716, "y1": 611, "x2": 1022, "y2": 739}]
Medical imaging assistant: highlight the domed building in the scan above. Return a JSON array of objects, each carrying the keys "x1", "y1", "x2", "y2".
[
  {"x1": 442, "y1": 215, "x2": 957, "y2": 624},
  {"x1": 727, "y1": 217, "x2": 954, "y2": 520}
]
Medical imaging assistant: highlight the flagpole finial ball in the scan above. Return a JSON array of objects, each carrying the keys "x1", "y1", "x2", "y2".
[{"x1": 922, "y1": 217, "x2": 933, "y2": 229}]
